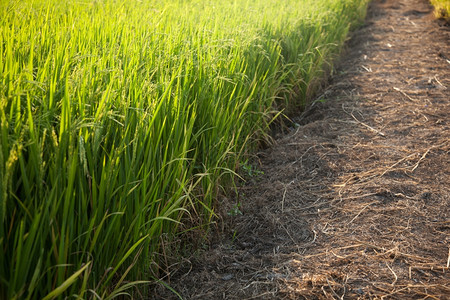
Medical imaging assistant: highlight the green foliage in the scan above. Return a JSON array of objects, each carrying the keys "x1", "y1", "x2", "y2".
[
  {"x1": 0, "y1": 0, "x2": 369, "y2": 298},
  {"x1": 227, "y1": 203, "x2": 243, "y2": 217},
  {"x1": 241, "y1": 160, "x2": 264, "y2": 178}
]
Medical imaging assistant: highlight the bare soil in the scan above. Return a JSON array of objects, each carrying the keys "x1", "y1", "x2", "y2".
[{"x1": 152, "y1": 0, "x2": 450, "y2": 298}]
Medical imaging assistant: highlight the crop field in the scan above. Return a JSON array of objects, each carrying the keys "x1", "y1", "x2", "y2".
[{"x1": 0, "y1": 0, "x2": 369, "y2": 298}]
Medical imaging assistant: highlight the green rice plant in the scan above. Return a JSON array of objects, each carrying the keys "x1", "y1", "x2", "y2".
[{"x1": 0, "y1": 0, "x2": 369, "y2": 298}]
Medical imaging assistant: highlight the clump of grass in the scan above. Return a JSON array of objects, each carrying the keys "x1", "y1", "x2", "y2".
[
  {"x1": 430, "y1": 0, "x2": 450, "y2": 22},
  {"x1": 0, "y1": 0, "x2": 369, "y2": 298}
]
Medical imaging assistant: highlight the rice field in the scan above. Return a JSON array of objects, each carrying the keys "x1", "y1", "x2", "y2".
[{"x1": 0, "y1": 0, "x2": 369, "y2": 298}]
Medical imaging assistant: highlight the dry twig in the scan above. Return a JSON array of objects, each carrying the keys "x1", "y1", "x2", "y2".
[{"x1": 393, "y1": 87, "x2": 418, "y2": 102}]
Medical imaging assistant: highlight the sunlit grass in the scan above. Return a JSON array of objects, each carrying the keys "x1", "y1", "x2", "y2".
[
  {"x1": 0, "y1": 0, "x2": 368, "y2": 297},
  {"x1": 430, "y1": 0, "x2": 450, "y2": 21}
]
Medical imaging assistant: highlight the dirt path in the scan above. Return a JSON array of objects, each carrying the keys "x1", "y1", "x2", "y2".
[{"x1": 153, "y1": 0, "x2": 449, "y2": 298}]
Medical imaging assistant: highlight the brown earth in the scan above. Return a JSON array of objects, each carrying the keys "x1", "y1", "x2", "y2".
[{"x1": 151, "y1": 0, "x2": 450, "y2": 298}]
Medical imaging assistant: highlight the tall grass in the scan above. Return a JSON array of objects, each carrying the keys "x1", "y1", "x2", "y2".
[{"x1": 0, "y1": 0, "x2": 368, "y2": 298}]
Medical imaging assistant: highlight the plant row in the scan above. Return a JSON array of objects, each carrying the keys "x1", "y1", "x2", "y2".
[{"x1": 0, "y1": 0, "x2": 368, "y2": 298}]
